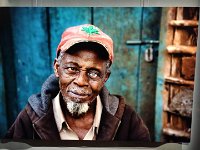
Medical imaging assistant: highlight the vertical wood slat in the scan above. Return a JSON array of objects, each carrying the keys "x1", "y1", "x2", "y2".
[
  {"x1": 171, "y1": 54, "x2": 181, "y2": 77},
  {"x1": 155, "y1": 7, "x2": 177, "y2": 141}
]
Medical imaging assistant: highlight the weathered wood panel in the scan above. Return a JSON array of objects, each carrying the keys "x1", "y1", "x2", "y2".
[
  {"x1": 156, "y1": 7, "x2": 198, "y2": 142},
  {"x1": 155, "y1": 7, "x2": 177, "y2": 141}
]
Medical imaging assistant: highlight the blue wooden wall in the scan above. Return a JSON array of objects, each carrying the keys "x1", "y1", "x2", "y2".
[{"x1": 0, "y1": 7, "x2": 161, "y2": 140}]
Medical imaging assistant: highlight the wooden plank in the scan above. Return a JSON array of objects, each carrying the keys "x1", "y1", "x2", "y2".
[
  {"x1": 167, "y1": 45, "x2": 196, "y2": 55},
  {"x1": 163, "y1": 112, "x2": 169, "y2": 129},
  {"x1": 155, "y1": 7, "x2": 177, "y2": 142},
  {"x1": 176, "y1": 7, "x2": 184, "y2": 20},
  {"x1": 168, "y1": 84, "x2": 180, "y2": 106},
  {"x1": 10, "y1": 8, "x2": 51, "y2": 110},
  {"x1": 170, "y1": 54, "x2": 181, "y2": 77},
  {"x1": 49, "y1": 7, "x2": 92, "y2": 67},
  {"x1": 173, "y1": 8, "x2": 198, "y2": 46},
  {"x1": 170, "y1": 114, "x2": 184, "y2": 130},
  {"x1": 181, "y1": 56, "x2": 196, "y2": 80},
  {"x1": 163, "y1": 127, "x2": 190, "y2": 138},
  {"x1": 165, "y1": 76, "x2": 194, "y2": 85},
  {"x1": 173, "y1": 8, "x2": 189, "y2": 46},
  {"x1": 173, "y1": 28, "x2": 190, "y2": 46},
  {"x1": 166, "y1": 8, "x2": 177, "y2": 46},
  {"x1": 163, "y1": 107, "x2": 192, "y2": 119},
  {"x1": 169, "y1": 20, "x2": 198, "y2": 27},
  {"x1": 163, "y1": 84, "x2": 170, "y2": 110}
]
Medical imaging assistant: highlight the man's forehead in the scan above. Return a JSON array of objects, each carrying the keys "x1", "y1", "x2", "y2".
[{"x1": 61, "y1": 52, "x2": 107, "y2": 71}]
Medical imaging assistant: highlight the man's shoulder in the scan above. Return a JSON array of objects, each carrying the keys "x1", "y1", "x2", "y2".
[{"x1": 14, "y1": 103, "x2": 41, "y2": 124}]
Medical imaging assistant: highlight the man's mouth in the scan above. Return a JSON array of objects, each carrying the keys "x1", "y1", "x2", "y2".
[{"x1": 67, "y1": 91, "x2": 90, "y2": 99}]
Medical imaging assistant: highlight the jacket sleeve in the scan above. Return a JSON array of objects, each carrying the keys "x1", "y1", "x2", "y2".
[{"x1": 4, "y1": 107, "x2": 34, "y2": 139}]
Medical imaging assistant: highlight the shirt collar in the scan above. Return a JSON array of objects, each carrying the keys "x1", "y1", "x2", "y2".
[
  {"x1": 52, "y1": 92, "x2": 66, "y2": 132},
  {"x1": 93, "y1": 95, "x2": 103, "y2": 134},
  {"x1": 52, "y1": 92, "x2": 103, "y2": 134}
]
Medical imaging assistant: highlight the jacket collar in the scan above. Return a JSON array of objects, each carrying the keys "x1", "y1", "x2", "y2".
[{"x1": 97, "y1": 91, "x2": 126, "y2": 140}]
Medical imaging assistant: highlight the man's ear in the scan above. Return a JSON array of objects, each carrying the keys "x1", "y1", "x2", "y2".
[{"x1": 54, "y1": 59, "x2": 59, "y2": 78}]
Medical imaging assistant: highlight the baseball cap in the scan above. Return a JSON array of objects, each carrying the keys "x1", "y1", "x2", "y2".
[{"x1": 56, "y1": 24, "x2": 114, "y2": 63}]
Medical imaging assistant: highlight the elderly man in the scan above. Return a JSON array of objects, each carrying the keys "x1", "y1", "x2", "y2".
[{"x1": 5, "y1": 24, "x2": 150, "y2": 141}]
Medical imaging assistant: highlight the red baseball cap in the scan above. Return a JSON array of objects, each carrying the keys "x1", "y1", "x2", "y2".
[{"x1": 56, "y1": 24, "x2": 114, "y2": 63}]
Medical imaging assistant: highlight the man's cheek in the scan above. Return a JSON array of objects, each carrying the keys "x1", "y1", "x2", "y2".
[{"x1": 90, "y1": 83, "x2": 103, "y2": 93}]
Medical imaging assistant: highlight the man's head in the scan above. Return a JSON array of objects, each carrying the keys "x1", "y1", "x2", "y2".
[{"x1": 54, "y1": 24, "x2": 113, "y2": 117}]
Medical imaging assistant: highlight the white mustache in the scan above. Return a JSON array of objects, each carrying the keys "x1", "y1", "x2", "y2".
[{"x1": 68, "y1": 87, "x2": 91, "y2": 95}]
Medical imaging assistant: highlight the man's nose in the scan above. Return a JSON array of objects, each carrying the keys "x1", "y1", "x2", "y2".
[{"x1": 74, "y1": 71, "x2": 89, "y2": 87}]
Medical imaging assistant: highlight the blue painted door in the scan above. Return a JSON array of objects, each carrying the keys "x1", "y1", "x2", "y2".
[
  {"x1": 0, "y1": 7, "x2": 161, "y2": 140},
  {"x1": 94, "y1": 8, "x2": 161, "y2": 141}
]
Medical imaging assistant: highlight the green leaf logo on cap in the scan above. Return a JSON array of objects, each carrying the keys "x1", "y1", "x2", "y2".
[{"x1": 81, "y1": 26, "x2": 100, "y2": 35}]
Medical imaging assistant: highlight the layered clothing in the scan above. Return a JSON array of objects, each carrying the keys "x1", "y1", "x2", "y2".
[{"x1": 5, "y1": 74, "x2": 150, "y2": 141}]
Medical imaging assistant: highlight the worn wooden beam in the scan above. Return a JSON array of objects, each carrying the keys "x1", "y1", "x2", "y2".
[
  {"x1": 167, "y1": 45, "x2": 196, "y2": 55},
  {"x1": 169, "y1": 20, "x2": 198, "y2": 27},
  {"x1": 165, "y1": 76, "x2": 194, "y2": 85},
  {"x1": 163, "y1": 127, "x2": 190, "y2": 138},
  {"x1": 163, "y1": 106, "x2": 192, "y2": 118}
]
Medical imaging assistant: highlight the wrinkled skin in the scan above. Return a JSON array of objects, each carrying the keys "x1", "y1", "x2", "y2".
[{"x1": 54, "y1": 49, "x2": 110, "y2": 106}]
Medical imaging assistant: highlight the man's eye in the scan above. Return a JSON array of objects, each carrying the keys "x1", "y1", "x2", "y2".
[
  {"x1": 66, "y1": 67, "x2": 78, "y2": 73},
  {"x1": 88, "y1": 71, "x2": 100, "y2": 79}
]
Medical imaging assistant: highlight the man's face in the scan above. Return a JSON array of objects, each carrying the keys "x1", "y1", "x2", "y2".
[{"x1": 54, "y1": 48, "x2": 110, "y2": 114}]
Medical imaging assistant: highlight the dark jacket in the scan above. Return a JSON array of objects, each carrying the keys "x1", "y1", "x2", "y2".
[{"x1": 5, "y1": 74, "x2": 150, "y2": 141}]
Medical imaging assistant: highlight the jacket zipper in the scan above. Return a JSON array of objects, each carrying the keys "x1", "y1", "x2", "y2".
[
  {"x1": 112, "y1": 120, "x2": 121, "y2": 140},
  {"x1": 32, "y1": 123, "x2": 43, "y2": 139}
]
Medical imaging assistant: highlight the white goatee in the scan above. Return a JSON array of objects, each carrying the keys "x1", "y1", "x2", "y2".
[{"x1": 65, "y1": 99, "x2": 89, "y2": 117}]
